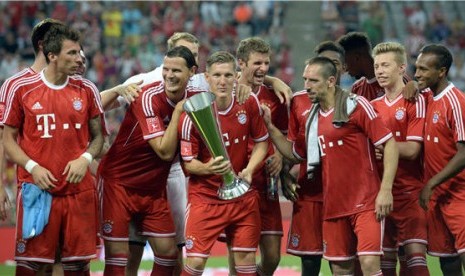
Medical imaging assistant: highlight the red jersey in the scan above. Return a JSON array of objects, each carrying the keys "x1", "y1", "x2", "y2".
[
  {"x1": 371, "y1": 93, "x2": 426, "y2": 198},
  {"x1": 293, "y1": 97, "x2": 393, "y2": 219},
  {"x1": 249, "y1": 84, "x2": 288, "y2": 191},
  {"x1": 424, "y1": 83, "x2": 465, "y2": 203},
  {"x1": 180, "y1": 94, "x2": 269, "y2": 204},
  {"x1": 4, "y1": 71, "x2": 103, "y2": 195},
  {"x1": 351, "y1": 77, "x2": 385, "y2": 101},
  {"x1": 0, "y1": 67, "x2": 36, "y2": 125},
  {"x1": 287, "y1": 90, "x2": 323, "y2": 202},
  {"x1": 99, "y1": 81, "x2": 204, "y2": 192}
]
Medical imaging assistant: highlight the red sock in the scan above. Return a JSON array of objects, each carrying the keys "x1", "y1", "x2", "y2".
[
  {"x1": 104, "y1": 253, "x2": 127, "y2": 276},
  {"x1": 181, "y1": 264, "x2": 203, "y2": 276},
  {"x1": 406, "y1": 253, "x2": 429, "y2": 276},
  {"x1": 235, "y1": 264, "x2": 257, "y2": 276},
  {"x1": 381, "y1": 256, "x2": 397, "y2": 276},
  {"x1": 151, "y1": 255, "x2": 178, "y2": 276},
  {"x1": 371, "y1": 270, "x2": 383, "y2": 276},
  {"x1": 63, "y1": 261, "x2": 90, "y2": 276},
  {"x1": 15, "y1": 261, "x2": 38, "y2": 276}
]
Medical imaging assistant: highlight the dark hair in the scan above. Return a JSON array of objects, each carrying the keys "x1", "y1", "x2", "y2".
[
  {"x1": 419, "y1": 44, "x2": 453, "y2": 75},
  {"x1": 314, "y1": 41, "x2": 345, "y2": 60},
  {"x1": 42, "y1": 24, "x2": 81, "y2": 63},
  {"x1": 206, "y1": 51, "x2": 236, "y2": 72},
  {"x1": 337, "y1": 32, "x2": 372, "y2": 54},
  {"x1": 305, "y1": 56, "x2": 337, "y2": 79},
  {"x1": 165, "y1": 45, "x2": 198, "y2": 69},
  {"x1": 236, "y1": 37, "x2": 271, "y2": 62},
  {"x1": 31, "y1": 18, "x2": 64, "y2": 54}
]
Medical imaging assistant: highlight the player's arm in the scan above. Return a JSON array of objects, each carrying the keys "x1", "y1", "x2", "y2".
[
  {"x1": 420, "y1": 142, "x2": 465, "y2": 210},
  {"x1": 239, "y1": 140, "x2": 268, "y2": 184},
  {"x1": 397, "y1": 141, "x2": 422, "y2": 160},
  {"x1": 264, "y1": 75, "x2": 292, "y2": 106},
  {"x1": 147, "y1": 99, "x2": 186, "y2": 161},
  {"x1": 100, "y1": 80, "x2": 142, "y2": 110},
  {"x1": 184, "y1": 156, "x2": 231, "y2": 176},
  {"x1": 4, "y1": 125, "x2": 58, "y2": 190},
  {"x1": 261, "y1": 104, "x2": 299, "y2": 163},
  {"x1": 63, "y1": 115, "x2": 104, "y2": 184},
  {"x1": 375, "y1": 137, "x2": 398, "y2": 220},
  {"x1": 0, "y1": 128, "x2": 11, "y2": 220}
]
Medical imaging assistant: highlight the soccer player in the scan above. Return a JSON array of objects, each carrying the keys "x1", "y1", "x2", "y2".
[
  {"x1": 234, "y1": 37, "x2": 288, "y2": 275},
  {"x1": 179, "y1": 51, "x2": 268, "y2": 276},
  {"x1": 417, "y1": 44, "x2": 465, "y2": 275},
  {"x1": 262, "y1": 56, "x2": 399, "y2": 276},
  {"x1": 371, "y1": 42, "x2": 429, "y2": 275},
  {"x1": 283, "y1": 41, "x2": 347, "y2": 275},
  {"x1": 3, "y1": 24, "x2": 104, "y2": 276},
  {"x1": 98, "y1": 46, "x2": 203, "y2": 275}
]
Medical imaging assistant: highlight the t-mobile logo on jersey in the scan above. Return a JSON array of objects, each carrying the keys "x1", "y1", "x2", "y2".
[
  {"x1": 36, "y1": 114, "x2": 56, "y2": 138},
  {"x1": 318, "y1": 135, "x2": 344, "y2": 156}
]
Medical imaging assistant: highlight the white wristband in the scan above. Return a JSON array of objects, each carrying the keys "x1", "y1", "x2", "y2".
[
  {"x1": 25, "y1": 160, "x2": 38, "y2": 174},
  {"x1": 81, "y1": 152, "x2": 93, "y2": 164}
]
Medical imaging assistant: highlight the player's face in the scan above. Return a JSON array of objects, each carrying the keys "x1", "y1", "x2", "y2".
[
  {"x1": 414, "y1": 53, "x2": 444, "y2": 92},
  {"x1": 374, "y1": 52, "x2": 405, "y2": 89},
  {"x1": 344, "y1": 51, "x2": 363, "y2": 79},
  {"x1": 303, "y1": 64, "x2": 332, "y2": 103},
  {"x1": 239, "y1": 52, "x2": 270, "y2": 88},
  {"x1": 318, "y1": 50, "x2": 344, "y2": 84},
  {"x1": 206, "y1": 62, "x2": 237, "y2": 102},
  {"x1": 53, "y1": 39, "x2": 83, "y2": 76},
  {"x1": 76, "y1": 50, "x2": 87, "y2": 76},
  {"x1": 175, "y1": 40, "x2": 200, "y2": 65},
  {"x1": 163, "y1": 56, "x2": 194, "y2": 96}
]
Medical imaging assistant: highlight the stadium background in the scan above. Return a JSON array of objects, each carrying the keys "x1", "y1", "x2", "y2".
[{"x1": 0, "y1": 1, "x2": 462, "y2": 274}]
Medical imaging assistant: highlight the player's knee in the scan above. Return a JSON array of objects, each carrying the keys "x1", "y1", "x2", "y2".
[
  {"x1": 359, "y1": 256, "x2": 381, "y2": 275},
  {"x1": 185, "y1": 257, "x2": 207, "y2": 271},
  {"x1": 301, "y1": 255, "x2": 322, "y2": 276},
  {"x1": 439, "y1": 256, "x2": 462, "y2": 275}
]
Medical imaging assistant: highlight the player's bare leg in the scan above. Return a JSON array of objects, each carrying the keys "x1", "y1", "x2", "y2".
[
  {"x1": 148, "y1": 236, "x2": 178, "y2": 275},
  {"x1": 126, "y1": 241, "x2": 145, "y2": 276},
  {"x1": 104, "y1": 241, "x2": 128, "y2": 275},
  {"x1": 258, "y1": 234, "x2": 281, "y2": 275},
  {"x1": 358, "y1": 255, "x2": 382, "y2": 275},
  {"x1": 439, "y1": 256, "x2": 462, "y2": 276},
  {"x1": 403, "y1": 243, "x2": 429, "y2": 275}
]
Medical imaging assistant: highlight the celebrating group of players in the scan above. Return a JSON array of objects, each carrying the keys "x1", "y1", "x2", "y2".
[{"x1": 0, "y1": 16, "x2": 465, "y2": 276}]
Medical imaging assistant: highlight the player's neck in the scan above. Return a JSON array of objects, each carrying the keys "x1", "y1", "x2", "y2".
[
  {"x1": 238, "y1": 77, "x2": 258, "y2": 93},
  {"x1": 384, "y1": 81, "x2": 404, "y2": 100},
  {"x1": 432, "y1": 79, "x2": 450, "y2": 96},
  {"x1": 216, "y1": 95, "x2": 232, "y2": 111},
  {"x1": 43, "y1": 66, "x2": 68, "y2": 85},
  {"x1": 320, "y1": 90, "x2": 335, "y2": 112},
  {"x1": 30, "y1": 54, "x2": 48, "y2": 73}
]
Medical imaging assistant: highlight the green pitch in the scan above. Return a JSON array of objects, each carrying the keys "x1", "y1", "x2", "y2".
[{"x1": 0, "y1": 255, "x2": 446, "y2": 275}]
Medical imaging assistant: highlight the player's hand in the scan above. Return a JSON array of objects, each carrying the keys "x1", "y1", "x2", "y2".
[
  {"x1": 280, "y1": 171, "x2": 299, "y2": 202},
  {"x1": 260, "y1": 104, "x2": 272, "y2": 128},
  {"x1": 271, "y1": 77, "x2": 292, "y2": 107},
  {"x1": 375, "y1": 145, "x2": 384, "y2": 160},
  {"x1": 238, "y1": 168, "x2": 253, "y2": 184},
  {"x1": 235, "y1": 83, "x2": 252, "y2": 105},
  {"x1": 0, "y1": 185, "x2": 11, "y2": 221},
  {"x1": 63, "y1": 156, "x2": 90, "y2": 184},
  {"x1": 174, "y1": 99, "x2": 187, "y2": 114},
  {"x1": 117, "y1": 80, "x2": 143, "y2": 103},
  {"x1": 207, "y1": 156, "x2": 231, "y2": 176},
  {"x1": 419, "y1": 182, "x2": 434, "y2": 211},
  {"x1": 402, "y1": 80, "x2": 419, "y2": 102},
  {"x1": 31, "y1": 165, "x2": 57, "y2": 190},
  {"x1": 266, "y1": 153, "x2": 282, "y2": 177},
  {"x1": 375, "y1": 188, "x2": 393, "y2": 220}
]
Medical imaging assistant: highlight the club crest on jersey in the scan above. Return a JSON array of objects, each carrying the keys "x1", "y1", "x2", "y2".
[
  {"x1": 72, "y1": 97, "x2": 83, "y2": 111},
  {"x1": 395, "y1": 107, "x2": 406, "y2": 120},
  {"x1": 236, "y1": 110, "x2": 247, "y2": 125},
  {"x1": 146, "y1": 117, "x2": 161, "y2": 133},
  {"x1": 290, "y1": 234, "x2": 300, "y2": 248},
  {"x1": 432, "y1": 111, "x2": 440, "y2": 124},
  {"x1": 185, "y1": 235, "x2": 196, "y2": 250},
  {"x1": 16, "y1": 239, "x2": 26, "y2": 254},
  {"x1": 102, "y1": 220, "x2": 113, "y2": 234}
]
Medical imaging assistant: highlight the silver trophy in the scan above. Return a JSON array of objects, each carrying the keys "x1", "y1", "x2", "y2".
[{"x1": 183, "y1": 92, "x2": 250, "y2": 200}]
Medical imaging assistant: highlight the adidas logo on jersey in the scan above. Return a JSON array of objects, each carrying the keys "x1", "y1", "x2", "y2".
[{"x1": 32, "y1": 102, "x2": 43, "y2": 110}]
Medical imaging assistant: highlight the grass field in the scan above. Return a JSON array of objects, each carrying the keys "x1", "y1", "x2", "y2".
[{"x1": 0, "y1": 255, "x2": 445, "y2": 275}]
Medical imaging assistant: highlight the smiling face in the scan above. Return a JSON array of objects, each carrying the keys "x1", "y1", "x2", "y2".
[
  {"x1": 238, "y1": 51, "x2": 270, "y2": 90},
  {"x1": 374, "y1": 52, "x2": 405, "y2": 89},
  {"x1": 162, "y1": 56, "x2": 195, "y2": 97},
  {"x1": 414, "y1": 52, "x2": 444, "y2": 92}
]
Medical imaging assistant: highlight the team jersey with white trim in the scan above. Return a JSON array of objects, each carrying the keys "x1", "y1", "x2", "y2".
[
  {"x1": 424, "y1": 83, "x2": 465, "y2": 202},
  {"x1": 293, "y1": 96, "x2": 393, "y2": 219},
  {"x1": 287, "y1": 90, "x2": 323, "y2": 202},
  {"x1": 371, "y1": 93, "x2": 426, "y2": 198},
  {"x1": 4, "y1": 71, "x2": 103, "y2": 195},
  {"x1": 0, "y1": 67, "x2": 36, "y2": 125},
  {"x1": 352, "y1": 75, "x2": 410, "y2": 101},
  {"x1": 179, "y1": 94, "x2": 269, "y2": 204},
  {"x1": 99, "y1": 81, "x2": 204, "y2": 192}
]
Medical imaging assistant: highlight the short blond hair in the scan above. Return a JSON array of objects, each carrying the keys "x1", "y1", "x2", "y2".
[
  {"x1": 372, "y1": 42, "x2": 407, "y2": 65},
  {"x1": 167, "y1": 32, "x2": 199, "y2": 50}
]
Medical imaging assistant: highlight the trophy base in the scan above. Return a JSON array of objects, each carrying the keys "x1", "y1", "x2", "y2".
[{"x1": 218, "y1": 177, "x2": 250, "y2": 200}]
